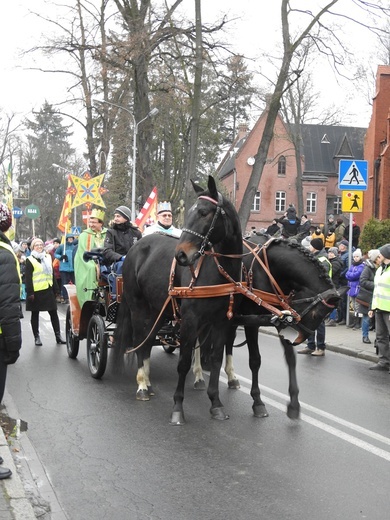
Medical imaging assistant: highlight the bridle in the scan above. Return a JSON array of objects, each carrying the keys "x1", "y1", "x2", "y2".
[{"x1": 182, "y1": 193, "x2": 228, "y2": 257}]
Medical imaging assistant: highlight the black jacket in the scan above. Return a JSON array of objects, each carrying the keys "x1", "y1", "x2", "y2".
[
  {"x1": 329, "y1": 256, "x2": 344, "y2": 286},
  {"x1": 103, "y1": 222, "x2": 142, "y2": 264},
  {"x1": 0, "y1": 232, "x2": 22, "y2": 365}
]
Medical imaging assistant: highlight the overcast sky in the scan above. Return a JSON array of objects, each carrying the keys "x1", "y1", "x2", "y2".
[{"x1": 0, "y1": 0, "x2": 382, "y2": 150}]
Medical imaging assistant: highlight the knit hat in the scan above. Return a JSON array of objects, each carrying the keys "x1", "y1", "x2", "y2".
[
  {"x1": 310, "y1": 238, "x2": 324, "y2": 251},
  {"x1": 379, "y1": 244, "x2": 390, "y2": 260},
  {"x1": 115, "y1": 206, "x2": 132, "y2": 221},
  {"x1": 368, "y1": 249, "x2": 380, "y2": 262},
  {"x1": 30, "y1": 238, "x2": 44, "y2": 250},
  {"x1": 301, "y1": 236, "x2": 311, "y2": 249},
  {"x1": 353, "y1": 248, "x2": 362, "y2": 259},
  {"x1": 328, "y1": 247, "x2": 338, "y2": 256},
  {"x1": 339, "y1": 240, "x2": 349, "y2": 248},
  {"x1": 328, "y1": 214, "x2": 334, "y2": 219},
  {"x1": 0, "y1": 203, "x2": 12, "y2": 232}
]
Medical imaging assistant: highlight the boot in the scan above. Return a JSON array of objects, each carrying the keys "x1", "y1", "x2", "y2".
[
  {"x1": 353, "y1": 317, "x2": 362, "y2": 330},
  {"x1": 34, "y1": 335, "x2": 42, "y2": 346},
  {"x1": 55, "y1": 332, "x2": 66, "y2": 344}
]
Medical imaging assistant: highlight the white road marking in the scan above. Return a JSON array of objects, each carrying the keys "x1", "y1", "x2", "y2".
[{"x1": 219, "y1": 373, "x2": 390, "y2": 462}]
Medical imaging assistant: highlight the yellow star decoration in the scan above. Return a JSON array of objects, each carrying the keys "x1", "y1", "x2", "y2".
[{"x1": 70, "y1": 173, "x2": 106, "y2": 209}]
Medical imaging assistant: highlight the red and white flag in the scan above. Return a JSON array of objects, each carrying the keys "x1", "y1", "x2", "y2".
[{"x1": 135, "y1": 187, "x2": 157, "y2": 232}]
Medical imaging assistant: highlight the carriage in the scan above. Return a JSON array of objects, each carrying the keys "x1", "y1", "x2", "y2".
[{"x1": 64, "y1": 249, "x2": 180, "y2": 379}]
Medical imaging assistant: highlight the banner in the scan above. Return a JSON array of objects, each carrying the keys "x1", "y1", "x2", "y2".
[
  {"x1": 71, "y1": 173, "x2": 106, "y2": 209},
  {"x1": 135, "y1": 187, "x2": 158, "y2": 232},
  {"x1": 58, "y1": 175, "x2": 74, "y2": 233}
]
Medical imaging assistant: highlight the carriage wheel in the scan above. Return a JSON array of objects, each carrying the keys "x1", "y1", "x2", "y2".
[
  {"x1": 87, "y1": 315, "x2": 107, "y2": 379},
  {"x1": 66, "y1": 306, "x2": 80, "y2": 359}
]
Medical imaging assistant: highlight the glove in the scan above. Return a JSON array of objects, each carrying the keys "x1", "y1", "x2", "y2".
[
  {"x1": 27, "y1": 294, "x2": 34, "y2": 302},
  {"x1": 61, "y1": 255, "x2": 69, "y2": 262}
]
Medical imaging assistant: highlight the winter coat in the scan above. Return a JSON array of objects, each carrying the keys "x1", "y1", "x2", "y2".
[
  {"x1": 55, "y1": 238, "x2": 77, "y2": 273},
  {"x1": 0, "y1": 232, "x2": 22, "y2": 365},
  {"x1": 345, "y1": 260, "x2": 365, "y2": 297},
  {"x1": 334, "y1": 222, "x2": 346, "y2": 243},
  {"x1": 356, "y1": 260, "x2": 377, "y2": 315},
  {"x1": 276, "y1": 217, "x2": 300, "y2": 237},
  {"x1": 343, "y1": 224, "x2": 360, "y2": 248},
  {"x1": 324, "y1": 232, "x2": 336, "y2": 250},
  {"x1": 103, "y1": 222, "x2": 142, "y2": 264},
  {"x1": 25, "y1": 255, "x2": 59, "y2": 312},
  {"x1": 329, "y1": 256, "x2": 344, "y2": 286}
]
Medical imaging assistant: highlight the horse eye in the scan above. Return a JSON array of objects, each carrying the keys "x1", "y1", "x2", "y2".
[{"x1": 199, "y1": 208, "x2": 209, "y2": 217}]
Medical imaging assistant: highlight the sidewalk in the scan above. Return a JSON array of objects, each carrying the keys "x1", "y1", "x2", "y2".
[{"x1": 0, "y1": 322, "x2": 380, "y2": 519}]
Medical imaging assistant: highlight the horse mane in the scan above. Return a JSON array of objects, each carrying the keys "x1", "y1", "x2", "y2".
[{"x1": 245, "y1": 235, "x2": 333, "y2": 287}]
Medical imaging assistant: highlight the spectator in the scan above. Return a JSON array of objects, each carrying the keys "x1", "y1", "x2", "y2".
[
  {"x1": 368, "y1": 244, "x2": 390, "y2": 371},
  {"x1": 49, "y1": 238, "x2": 62, "y2": 302},
  {"x1": 345, "y1": 248, "x2": 365, "y2": 329},
  {"x1": 16, "y1": 249, "x2": 27, "y2": 301},
  {"x1": 0, "y1": 203, "x2": 22, "y2": 480},
  {"x1": 324, "y1": 227, "x2": 336, "y2": 250},
  {"x1": 266, "y1": 218, "x2": 280, "y2": 236},
  {"x1": 343, "y1": 218, "x2": 360, "y2": 248},
  {"x1": 310, "y1": 226, "x2": 325, "y2": 246},
  {"x1": 322, "y1": 214, "x2": 335, "y2": 236},
  {"x1": 325, "y1": 246, "x2": 344, "y2": 326},
  {"x1": 297, "y1": 214, "x2": 311, "y2": 239},
  {"x1": 25, "y1": 238, "x2": 65, "y2": 346},
  {"x1": 275, "y1": 205, "x2": 300, "y2": 238},
  {"x1": 297, "y1": 237, "x2": 330, "y2": 356},
  {"x1": 334, "y1": 217, "x2": 346, "y2": 244},
  {"x1": 356, "y1": 249, "x2": 381, "y2": 344},
  {"x1": 337, "y1": 240, "x2": 350, "y2": 325},
  {"x1": 55, "y1": 234, "x2": 77, "y2": 304}
]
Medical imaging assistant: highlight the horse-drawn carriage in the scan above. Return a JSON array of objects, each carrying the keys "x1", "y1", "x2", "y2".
[{"x1": 64, "y1": 249, "x2": 180, "y2": 379}]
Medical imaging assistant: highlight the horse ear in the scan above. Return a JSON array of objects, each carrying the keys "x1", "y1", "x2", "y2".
[
  {"x1": 207, "y1": 175, "x2": 218, "y2": 200},
  {"x1": 191, "y1": 179, "x2": 204, "y2": 194}
]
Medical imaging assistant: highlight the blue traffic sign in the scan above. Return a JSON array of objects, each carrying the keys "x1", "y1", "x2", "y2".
[
  {"x1": 12, "y1": 207, "x2": 23, "y2": 219},
  {"x1": 338, "y1": 160, "x2": 368, "y2": 191}
]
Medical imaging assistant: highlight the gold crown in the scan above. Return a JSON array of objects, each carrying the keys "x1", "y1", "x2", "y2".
[
  {"x1": 90, "y1": 208, "x2": 105, "y2": 221},
  {"x1": 157, "y1": 201, "x2": 172, "y2": 214}
]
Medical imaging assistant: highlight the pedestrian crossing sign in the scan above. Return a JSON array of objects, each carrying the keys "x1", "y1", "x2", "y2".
[
  {"x1": 338, "y1": 160, "x2": 368, "y2": 191},
  {"x1": 341, "y1": 191, "x2": 364, "y2": 212}
]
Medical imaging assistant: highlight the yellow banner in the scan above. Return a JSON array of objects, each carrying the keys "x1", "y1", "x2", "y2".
[{"x1": 70, "y1": 173, "x2": 106, "y2": 209}]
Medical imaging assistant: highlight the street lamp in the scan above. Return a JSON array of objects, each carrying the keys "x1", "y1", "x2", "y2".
[{"x1": 94, "y1": 99, "x2": 159, "y2": 219}]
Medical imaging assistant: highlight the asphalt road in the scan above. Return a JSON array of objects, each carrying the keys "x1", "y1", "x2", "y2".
[{"x1": 5, "y1": 306, "x2": 390, "y2": 520}]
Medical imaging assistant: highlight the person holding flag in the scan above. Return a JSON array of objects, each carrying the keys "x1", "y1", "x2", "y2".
[{"x1": 54, "y1": 233, "x2": 77, "y2": 304}]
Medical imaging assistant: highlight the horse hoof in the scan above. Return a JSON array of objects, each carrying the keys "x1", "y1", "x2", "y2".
[
  {"x1": 210, "y1": 407, "x2": 229, "y2": 421},
  {"x1": 193, "y1": 379, "x2": 206, "y2": 390},
  {"x1": 228, "y1": 378, "x2": 240, "y2": 389},
  {"x1": 170, "y1": 411, "x2": 185, "y2": 425},
  {"x1": 147, "y1": 385, "x2": 155, "y2": 396},
  {"x1": 287, "y1": 404, "x2": 300, "y2": 420},
  {"x1": 253, "y1": 404, "x2": 269, "y2": 418},
  {"x1": 136, "y1": 389, "x2": 150, "y2": 401}
]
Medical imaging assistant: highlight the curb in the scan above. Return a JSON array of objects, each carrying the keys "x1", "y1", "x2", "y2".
[{"x1": 0, "y1": 426, "x2": 36, "y2": 520}]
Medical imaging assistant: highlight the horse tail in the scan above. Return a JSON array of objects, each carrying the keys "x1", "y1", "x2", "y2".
[{"x1": 111, "y1": 289, "x2": 133, "y2": 371}]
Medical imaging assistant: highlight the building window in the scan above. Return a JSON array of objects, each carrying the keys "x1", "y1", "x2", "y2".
[
  {"x1": 251, "y1": 191, "x2": 261, "y2": 212},
  {"x1": 306, "y1": 192, "x2": 317, "y2": 213},
  {"x1": 275, "y1": 191, "x2": 286, "y2": 213},
  {"x1": 278, "y1": 155, "x2": 286, "y2": 176},
  {"x1": 334, "y1": 196, "x2": 342, "y2": 214}
]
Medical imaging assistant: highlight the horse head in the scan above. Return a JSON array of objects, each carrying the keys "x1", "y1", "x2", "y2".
[
  {"x1": 175, "y1": 176, "x2": 242, "y2": 266},
  {"x1": 245, "y1": 238, "x2": 344, "y2": 344}
]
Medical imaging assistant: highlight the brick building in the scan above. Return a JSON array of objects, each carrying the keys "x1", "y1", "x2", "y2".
[
  {"x1": 361, "y1": 65, "x2": 390, "y2": 224},
  {"x1": 217, "y1": 110, "x2": 366, "y2": 235}
]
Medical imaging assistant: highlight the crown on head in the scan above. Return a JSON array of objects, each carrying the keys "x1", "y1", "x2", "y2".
[
  {"x1": 90, "y1": 208, "x2": 105, "y2": 221},
  {"x1": 157, "y1": 201, "x2": 172, "y2": 214}
]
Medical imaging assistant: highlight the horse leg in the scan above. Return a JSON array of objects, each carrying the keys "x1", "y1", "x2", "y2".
[
  {"x1": 193, "y1": 340, "x2": 206, "y2": 390},
  {"x1": 143, "y1": 357, "x2": 155, "y2": 396},
  {"x1": 280, "y1": 338, "x2": 300, "y2": 419},
  {"x1": 225, "y1": 326, "x2": 240, "y2": 389},
  {"x1": 207, "y1": 326, "x2": 229, "y2": 420},
  {"x1": 171, "y1": 320, "x2": 197, "y2": 425},
  {"x1": 245, "y1": 325, "x2": 268, "y2": 418}
]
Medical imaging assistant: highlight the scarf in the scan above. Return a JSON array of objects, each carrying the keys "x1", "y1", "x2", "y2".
[{"x1": 31, "y1": 250, "x2": 52, "y2": 275}]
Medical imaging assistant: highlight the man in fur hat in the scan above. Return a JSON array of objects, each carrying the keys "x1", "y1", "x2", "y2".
[{"x1": 143, "y1": 201, "x2": 181, "y2": 238}]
